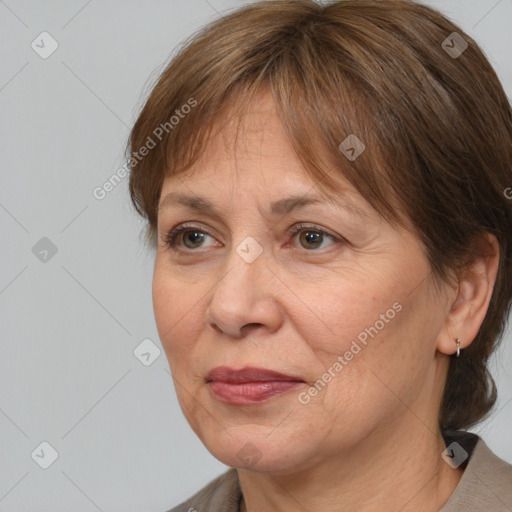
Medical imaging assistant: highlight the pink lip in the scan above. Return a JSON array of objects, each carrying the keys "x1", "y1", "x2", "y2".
[{"x1": 206, "y1": 366, "x2": 305, "y2": 405}]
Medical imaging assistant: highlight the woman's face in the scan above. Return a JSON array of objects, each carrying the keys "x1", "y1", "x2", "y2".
[{"x1": 152, "y1": 91, "x2": 455, "y2": 473}]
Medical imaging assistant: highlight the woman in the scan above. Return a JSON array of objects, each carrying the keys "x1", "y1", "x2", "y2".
[{"x1": 127, "y1": 0, "x2": 512, "y2": 510}]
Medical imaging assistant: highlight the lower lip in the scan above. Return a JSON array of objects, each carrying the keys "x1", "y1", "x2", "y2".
[{"x1": 207, "y1": 381, "x2": 304, "y2": 405}]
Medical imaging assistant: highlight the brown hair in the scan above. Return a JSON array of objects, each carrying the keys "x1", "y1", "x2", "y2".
[{"x1": 127, "y1": 0, "x2": 512, "y2": 430}]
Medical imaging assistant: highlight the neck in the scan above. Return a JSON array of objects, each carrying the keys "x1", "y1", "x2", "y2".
[{"x1": 237, "y1": 423, "x2": 464, "y2": 512}]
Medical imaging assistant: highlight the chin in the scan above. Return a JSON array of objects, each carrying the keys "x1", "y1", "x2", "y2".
[{"x1": 199, "y1": 426, "x2": 319, "y2": 474}]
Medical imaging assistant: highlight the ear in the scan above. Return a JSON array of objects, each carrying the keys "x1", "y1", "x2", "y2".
[{"x1": 437, "y1": 233, "x2": 500, "y2": 356}]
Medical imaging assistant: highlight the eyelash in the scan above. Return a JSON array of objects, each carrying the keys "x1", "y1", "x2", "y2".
[{"x1": 162, "y1": 223, "x2": 343, "y2": 252}]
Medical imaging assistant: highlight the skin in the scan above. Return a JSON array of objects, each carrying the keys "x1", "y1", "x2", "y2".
[{"x1": 152, "y1": 89, "x2": 499, "y2": 512}]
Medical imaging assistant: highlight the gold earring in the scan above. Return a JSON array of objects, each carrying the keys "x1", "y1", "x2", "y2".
[{"x1": 455, "y1": 338, "x2": 461, "y2": 357}]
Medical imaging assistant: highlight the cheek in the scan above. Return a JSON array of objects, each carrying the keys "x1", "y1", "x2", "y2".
[
  {"x1": 290, "y1": 272, "x2": 403, "y2": 361},
  {"x1": 291, "y1": 264, "x2": 429, "y2": 402},
  {"x1": 152, "y1": 262, "x2": 203, "y2": 361},
  {"x1": 313, "y1": 287, "x2": 437, "y2": 426}
]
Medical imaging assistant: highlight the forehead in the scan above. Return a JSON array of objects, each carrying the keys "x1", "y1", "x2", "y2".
[
  {"x1": 157, "y1": 88, "x2": 399, "y2": 229},
  {"x1": 162, "y1": 89, "x2": 328, "y2": 190},
  {"x1": 198, "y1": 92, "x2": 295, "y2": 171},
  {"x1": 159, "y1": 101, "x2": 287, "y2": 197},
  {"x1": 158, "y1": 112, "x2": 372, "y2": 222}
]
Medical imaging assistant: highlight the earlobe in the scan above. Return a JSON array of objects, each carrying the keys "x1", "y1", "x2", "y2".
[{"x1": 437, "y1": 233, "x2": 500, "y2": 356}]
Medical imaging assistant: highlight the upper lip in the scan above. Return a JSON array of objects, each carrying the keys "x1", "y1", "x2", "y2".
[{"x1": 206, "y1": 366, "x2": 305, "y2": 383}]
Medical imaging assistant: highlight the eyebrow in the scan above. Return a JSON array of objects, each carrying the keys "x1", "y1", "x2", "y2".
[{"x1": 157, "y1": 191, "x2": 369, "y2": 219}]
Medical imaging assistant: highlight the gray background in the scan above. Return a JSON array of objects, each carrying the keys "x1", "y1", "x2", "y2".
[{"x1": 0, "y1": 0, "x2": 511, "y2": 511}]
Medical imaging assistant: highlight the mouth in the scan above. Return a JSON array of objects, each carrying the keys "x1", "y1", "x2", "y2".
[
  {"x1": 205, "y1": 366, "x2": 306, "y2": 405},
  {"x1": 206, "y1": 366, "x2": 305, "y2": 383}
]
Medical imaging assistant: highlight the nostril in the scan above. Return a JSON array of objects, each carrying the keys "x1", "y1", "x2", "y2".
[
  {"x1": 210, "y1": 323, "x2": 223, "y2": 334},
  {"x1": 241, "y1": 323, "x2": 264, "y2": 335}
]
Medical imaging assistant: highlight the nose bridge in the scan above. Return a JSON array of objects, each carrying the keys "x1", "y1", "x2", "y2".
[
  {"x1": 206, "y1": 236, "x2": 279, "y2": 336},
  {"x1": 213, "y1": 236, "x2": 266, "y2": 306}
]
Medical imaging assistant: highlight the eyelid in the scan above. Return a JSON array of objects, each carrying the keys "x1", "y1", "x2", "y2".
[{"x1": 286, "y1": 222, "x2": 340, "y2": 241}]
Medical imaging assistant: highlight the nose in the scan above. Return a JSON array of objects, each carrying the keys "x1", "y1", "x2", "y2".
[{"x1": 205, "y1": 245, "x2": 283, "y2": 339}]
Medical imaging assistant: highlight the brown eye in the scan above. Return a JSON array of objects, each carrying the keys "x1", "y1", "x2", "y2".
[
  {"x1": 182, "y1": 230, "x2": 207, "y2": 249},
  {"x1": 298, "y1": 230, "x2": 325, "y2": 249},
  {"x1": 163, "y1": 225, "x2": 215, "y2": 250},
  {"x1": 289, "y1": 223, "x2": 340, "y2": 251}
]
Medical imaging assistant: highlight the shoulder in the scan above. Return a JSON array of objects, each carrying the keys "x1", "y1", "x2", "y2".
[
  {"x1": 164, "y1": 468, "x2": 241, "y2": 512},
  {"x1": 440, "y1": 429, "x2": 512, "y2": 511}
]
